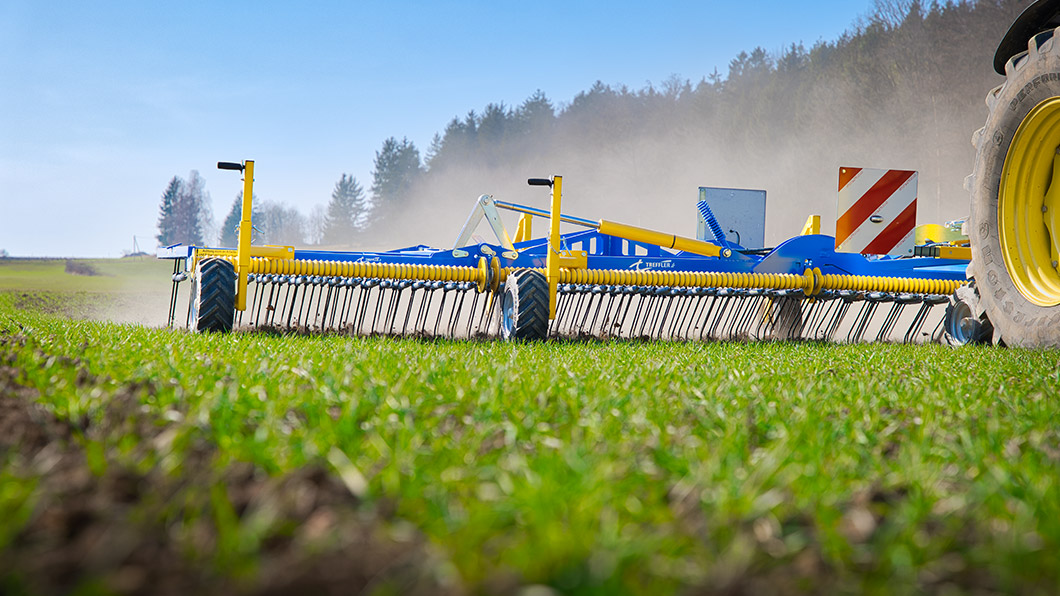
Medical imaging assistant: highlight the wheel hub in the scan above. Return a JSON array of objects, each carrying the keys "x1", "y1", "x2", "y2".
[{"x1": 999, "y1": 97, "x2": 1060, "y2": 307}]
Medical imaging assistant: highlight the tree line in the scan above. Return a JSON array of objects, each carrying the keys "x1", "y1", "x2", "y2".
[{"x1": 159, "y1": 0, "x2": 1032, "y2": 249}]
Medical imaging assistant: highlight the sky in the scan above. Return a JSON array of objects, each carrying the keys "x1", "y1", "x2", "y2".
[{"x1": 1, "y1": 0, "x2": 878, "y2": 258}]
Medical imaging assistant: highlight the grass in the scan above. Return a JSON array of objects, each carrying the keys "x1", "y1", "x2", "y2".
[{"x1": 0, "y1": 268, "x2": 1059, "y2": 594}]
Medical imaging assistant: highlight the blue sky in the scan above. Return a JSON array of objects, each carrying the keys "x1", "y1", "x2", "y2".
[{"x1": 1, "y1": 1, "x2": 877, "y2": 257}]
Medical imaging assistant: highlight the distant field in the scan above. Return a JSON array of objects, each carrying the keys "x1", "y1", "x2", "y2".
[
  {"x1": 1, "y1": 263, "x2": 1058, "y2": 595},
  {"x1": 0, "y1": 257, "x2": 178, "y2": 325}
]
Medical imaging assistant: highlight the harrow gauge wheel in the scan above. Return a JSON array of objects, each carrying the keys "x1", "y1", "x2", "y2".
[
  {"x1": 500, "y1": 269, "x2": 549, "y2": 341},
  {"x1": 943, "y1": 285, "x2": 992, "y2": 346},
  {"x1": 968, "y1": 26, "x2": 1060, "y2": 347},
  {"x1": 191, "y1": 258, "x2": 236, "y2": 333}
]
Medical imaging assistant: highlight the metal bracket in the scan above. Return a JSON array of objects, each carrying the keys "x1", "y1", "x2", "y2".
[{"x1": 453, "y1": 194, "x2": 519, "y2": 258}]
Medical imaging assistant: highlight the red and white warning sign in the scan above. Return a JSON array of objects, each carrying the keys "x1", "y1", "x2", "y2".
[{"x1": 836, "y1": 167, "x2": 917, "y2": 255}]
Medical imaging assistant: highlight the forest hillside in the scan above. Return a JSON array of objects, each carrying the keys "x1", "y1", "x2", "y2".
[{"x1": 364, "y1": 1, "x2": 1029, "y2": 249}]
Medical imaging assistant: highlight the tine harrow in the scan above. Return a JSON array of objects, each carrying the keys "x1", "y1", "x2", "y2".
[{"x1": 162, "y1": 168, "x2": 972, "y2": 344}]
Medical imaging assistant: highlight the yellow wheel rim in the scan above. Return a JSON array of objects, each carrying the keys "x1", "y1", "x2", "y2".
[{"x1": 999, "y1": 97, "x2": 1060, "y2": 307}]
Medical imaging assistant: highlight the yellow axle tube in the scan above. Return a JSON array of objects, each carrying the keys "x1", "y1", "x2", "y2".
[{"x1": 596, "y1": 220, "x2": 733, "y2": 258}]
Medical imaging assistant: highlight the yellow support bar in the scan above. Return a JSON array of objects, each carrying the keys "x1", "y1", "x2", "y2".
[
  {"x1": 596, "y1": 220, "x2": 731, "y2": 258},
  {"x1": 800, "y1": 214, "x2": 821, "y2": 236},
  {"x1": 937, "y1": 245, "x2": 972, "y2": 260},
  {"x1": 513, "y1": 213, "x2": 533, "y2": 243},
  {"x1": 547, "y1": 176, "x2": 562, "y2": 319},
  {"x1": 235, "y1": 160, "x2": 255, "y2": 311},
  {"x1": 195, "y1": 245, "x2": 295, "y2": 261}
]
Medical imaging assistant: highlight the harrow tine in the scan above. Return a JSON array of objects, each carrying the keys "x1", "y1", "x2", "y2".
[
  {"x1": 433, "y1": 282, "x2": 453, "y2": 337},
  {"x1": 655, "y1": 290, "x2": 677, "y2": 339},
  {"x1": 465, "y1": 288, "x2": 480, "y2": 338},
  {"x1": 904, "y1": 294, "x2": 948, "y2": 343},
  {"x1": 877, "y1": 293, "x2": 917, "y2": 342},
  {"x1": 848, "y1": 292, "x2": 889, "y2": 343},
  {"x1": 610, "y1": 287, "x2": 628, "y2": 338}
]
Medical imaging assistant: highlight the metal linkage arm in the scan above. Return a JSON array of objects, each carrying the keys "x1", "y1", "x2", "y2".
[
  {"x1": 452, "y1": 194, "x2": 519, "y2": 259},
  {"x1": 493, "y1": 199, "x2": 732, "y2": 258}
]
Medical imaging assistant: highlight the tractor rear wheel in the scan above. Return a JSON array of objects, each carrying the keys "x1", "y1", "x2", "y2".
[
  {"x1": 500, "y1": 269, "x2": 549, "y2": 341},
  {"x1": 191, "y1": 258, "x2": 236, "y2": 333},
  {"x1": 968, "y1": 27, "x2": 1060, "y2": 347}
]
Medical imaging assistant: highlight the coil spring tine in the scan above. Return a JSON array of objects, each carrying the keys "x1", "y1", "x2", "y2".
[
  {"x1": 448, "y1": 285, "x2": 465, "y2": 338},
  {"x1": 283, "y1": 284, "x2": 297, "y2": 329},
  {"x1": 651, "y1": 292, "x2": 670, "y2": 339},
  {"x1": 346, "y1": 280, "x2": 360, "y2": 331},
  {"x1": 316, "y1": 279, "x2": 329, "y2": 330},
  {"x1": 433, "y1": 286, "x2": 449, "y2": 337},
  {"x1": 356, "y1": 284, "x2": 371, "y2": 335},
  {"x1": 804, "y1": 295, "x2": 831, "y2": 339},
  {"x1": 259, "y1": 281, "x2": 273, "y2": 327},
  {"x1": 317, "y1": 283, "x2": 330, "y2": 329},
  {"x1": 646, "y1": 290, "x2": 667, "y2": 338},
  {"x1": 627, "y1": 292, "x2": 645, "y2": 338},
  {"x1": 326, "y1": 282, "x2": 338, "y2": 329},
  {"x1": 670, "y1": 290, "x2": 689, "y2": 339},
  {"x1": 847, "y1": 302, "x2": 868, "y2": 343},
  {"x1": 297, "y1": 281, "x2": 310, "y2": 329},
  {"x1": 597, "y1": 290, "x2": 616, "y2": 337},
  {"x1": 486, "y1": 291, "x2": 499, "y2": 335},
  {"x1": 742, "y1": 293, "x2": 765, "y2": 339},
  {"x1": 383, "y1": 284, "x2": 398, "y2": 335},
  {"x1": 904, "y1": 299, "x2": 933, "y2": 343},
  {"x1": 667, "y1": 292, "x2": 687, "y2": 339},
  {"x1": 734, "y1": 293, "x2": 758, "y2": 339},
  {"x1": 548, "y1": 289, "x2": 567, "y2": 336},
  {"x1": 629, "y1": 291, "x2": 645, "y2": 338},
  {"x1": 338, "y1": 280, "x2": 352, "y2": 330},
  {"x1": 653, "y1": 292, "x2": 673, "y2": 339},
  {"x1": 683, "y1": 291, "x2": 706, "y2": 339},
  {"x1": 296, "y1": 282, "x2": 310, "y2": 329},
  {"x1": 696, "y1": 294, "x2": 716, "y2": 340},
  {"x1": 272, "y1": 281, "x2": 285, "y2": 327},
  {"x1": 720, "y1": 293, "x2": 742, "y2": 339},
  {"x1": 825, "y1": 301, "x2": 849, "y2": 342},
  {"x1": 713, "y1": 293, "x2": 731, "y2": 340},
  {"x1": 312, "y1": 281, "x2": 325, "y2": 330},
  {"x1": 590, "y1": 287, "x2": 607, "y2": 336},
  {"x1": 338, "y1": 280, "x2": 353, "y2": 331},
  {"x1": 637, "y1": 292, "x2": 656, "y2": 338},
  {"x1": 587, "y1": 288, "x2": 603, "y2": 336},
  {"x1": 751, "y1": 293, "x2": 769, "y2": 340},
  {"x1": 330, "y1": 279, "x2": 343, "y2": 330},
  {"x1": 567, "y1": 290, "x2": 584, "y2": 335},
  {"x1": 576, "y1": 291, "x2": 593, "y2": 336},
  {"x1": 684, "y1": 292, "x2": 706, "y2": 339},
  {"x1": 849, "y1": 299, "x2": 878, "y2": 343},
  {"x1": 566, "y1": 287, "x2": 584, "y2": 336},
  {"x1": 877, "y1": 302, "x2": 903, "y2": 342},
  {"x1": 475, "y1": 290, "x2": 490, "y2": 336},
  {"x1": 336, "y1": 279, "x2": 351, "y2": 329},
  {"x1": 733, "y1": 293, "x2": 754, "y2": 339},
  {"x1": 414, "y1": 284, "x2": 429, "y2": 334},
  {"x1": 930, "y1": 310, "x2": 947, "y2": 342},
  {"x1": 652, "y1": 292, "x2": 669, "y2": 339},
  {"x1": 465, "y1": 290, "x2": 479, "y2": 338}
]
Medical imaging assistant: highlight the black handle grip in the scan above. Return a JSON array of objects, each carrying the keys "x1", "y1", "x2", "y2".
[
  {"x1": 218, "y1": 161, "x2": 244, "y2": 171},
  {"x1": 527, "y1": 178, "x2": 552, "y2": 187}
]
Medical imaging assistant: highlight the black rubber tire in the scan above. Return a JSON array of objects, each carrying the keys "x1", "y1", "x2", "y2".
[
  {"x1": 191, "y1": 258, "x2": 236, "y2": 333},
  {"x1": 500, "y1": 269, "x2": 549, "y2": 341},
  {"x1": 967, "y1": 27, "x2": 1060, "y2": 348}
]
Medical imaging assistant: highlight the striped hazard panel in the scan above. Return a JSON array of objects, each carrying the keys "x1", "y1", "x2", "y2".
[{"x1": 836, "y1": 167, "x2": 917, "y2": 256}]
